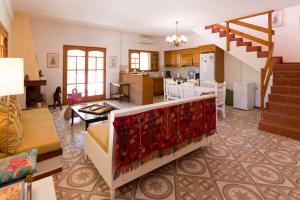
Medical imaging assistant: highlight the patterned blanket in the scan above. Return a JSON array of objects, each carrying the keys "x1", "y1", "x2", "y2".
[{"x1": 113, "y1": 97, "x2": 216, "y2": 179}]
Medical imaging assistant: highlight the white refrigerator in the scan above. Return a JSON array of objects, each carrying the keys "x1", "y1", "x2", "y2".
[{"x1": 200, "y1": 53, "x2": 215, "y2": 81}]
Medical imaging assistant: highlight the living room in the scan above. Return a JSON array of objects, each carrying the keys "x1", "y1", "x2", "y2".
[{"x1": 1, "y1": 0, "x2": 300, "y2": 199}]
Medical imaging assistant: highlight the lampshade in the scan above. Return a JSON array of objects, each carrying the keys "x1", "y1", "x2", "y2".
[{"x1": 0, "y1": 58, "x2": 24, "y2": 96}]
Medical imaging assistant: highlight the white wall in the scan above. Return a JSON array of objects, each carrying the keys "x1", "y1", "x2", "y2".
[
  {"x1": 30, "y1": 20, "x2": 163, "y2": 104},
  {"x1": 273, "y1": 5, "x2": 300, "y2": 61},
  {"x1": 228, "y1": 5, "x2": 300, "y2": 62},
  {"x1": 225, "y1": 53, "x2": 260, "y2": 107}
]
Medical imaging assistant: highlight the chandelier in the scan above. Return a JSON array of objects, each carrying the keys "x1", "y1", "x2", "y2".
[{"x1": 166, "y1": 21, "x2": 188, "y2": 48}]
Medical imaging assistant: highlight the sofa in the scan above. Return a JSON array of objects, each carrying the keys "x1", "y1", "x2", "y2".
[
  {"x1": 84, "y1": 94, "x2": 216, "y2": 199},
  {"x1": 0, "y1": 97, "x2": 62, "y2": 180}
]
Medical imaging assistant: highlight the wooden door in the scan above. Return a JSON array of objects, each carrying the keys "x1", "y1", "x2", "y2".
[{"x1": 63, "y1": 45, "x2": 106, "y2": 104}]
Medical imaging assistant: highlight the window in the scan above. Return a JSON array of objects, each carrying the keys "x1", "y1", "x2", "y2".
[
  {"x1": 0, "y1": 23, "x2": 8, "y2": 58},
  {"x1": 63, "y1": 45, "x2": 106, "y2": 104},
  {"x1": 129, "y1": 49, "x2": 159, "y2": 72}
]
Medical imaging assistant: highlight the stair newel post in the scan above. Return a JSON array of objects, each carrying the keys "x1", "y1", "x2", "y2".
[
  {"x1": 268, "y1": 11, "x2": 273, "y2": 52},
  {"x1": 226, "y1": 21, "x2": 230, "y2": 51},
  {"x1": 261, "y1": 68, "x2": 265, "y2": 112}
]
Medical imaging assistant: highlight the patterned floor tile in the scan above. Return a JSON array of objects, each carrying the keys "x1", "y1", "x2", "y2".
[
  {"x1": 50, "y1": 101, "x2": 300, "y2": 199},
  {"x1": 241, "y1": 163, "x2": 294, "y2": 187},
  {"x1": 135, "y1": 174, "x2": 175, "y2": 200},
  {"x1": 216, "y1": 181, "x2": 264, "y2": 200},
  {"x1": 206, "y1": 158, "x2": 253, "y2": 184}
]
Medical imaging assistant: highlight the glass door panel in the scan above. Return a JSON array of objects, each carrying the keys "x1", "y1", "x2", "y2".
[
  {"x1": 66, "y1": 49, "x2": 86, "y2": 97},
  {"x1": 87, "y1": 50, "x2": 105, "y2": 97}
]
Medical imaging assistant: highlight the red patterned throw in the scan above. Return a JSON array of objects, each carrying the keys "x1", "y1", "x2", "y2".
[{"x1": 113, "y1": 97, "x2": 216, "y2": 179}]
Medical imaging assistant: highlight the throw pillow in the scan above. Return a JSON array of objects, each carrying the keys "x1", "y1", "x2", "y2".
[
  {"x1": 0, "y1": 149, "x2": 37, "y2": 185},
  {"x1": 0, "y1": 115, "x2": 21, "y2": 154}
]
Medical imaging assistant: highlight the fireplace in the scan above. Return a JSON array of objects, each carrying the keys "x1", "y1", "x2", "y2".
[{"x1": 25, "y1": 80, "x2": 47, "y2": 108}]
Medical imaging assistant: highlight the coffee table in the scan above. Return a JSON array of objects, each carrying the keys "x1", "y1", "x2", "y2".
[{"x1": 71, "y1": 102, "x2": 115, "y2": 130}]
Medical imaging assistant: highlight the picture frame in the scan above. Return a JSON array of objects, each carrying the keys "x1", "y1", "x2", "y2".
[
  {"x1": 47, "y1": 53, "x2": 59, "y2": 68},
  {"x1": 109, "y1": 56, "x2": 118, "y2": 68},
  {"x1": 272, "y1": 9, "x2": 283, "y2": 27}
]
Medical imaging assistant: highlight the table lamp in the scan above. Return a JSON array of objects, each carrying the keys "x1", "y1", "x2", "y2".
[{"x1": 0, "y1": 58, "x2": 24, "y2": 155}]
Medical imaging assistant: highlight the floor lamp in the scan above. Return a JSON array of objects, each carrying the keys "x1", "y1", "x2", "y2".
[{"x1": 0, "y1": 58, "x2": 24, "y2": 155}]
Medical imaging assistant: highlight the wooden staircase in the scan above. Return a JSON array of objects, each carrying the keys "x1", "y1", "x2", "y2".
[
  {"x1": 259, "y1": 63, "x2": 300, "y2": 140},
  {"x1": 205, "y1": 25, "x2": 269, "y2": 58},
  {"x1": 202, "y1": 11, "x2": 300, "y2": 140}
]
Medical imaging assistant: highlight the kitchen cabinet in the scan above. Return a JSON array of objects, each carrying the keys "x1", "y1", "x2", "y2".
[
  {"x1": 164, "y1": 48, "x2": 199, "y2": 67},
  {"x1": 181, "y1": 49, "x2": 193, "y2": 66},
  {"x1": 152, "y1": 77, "x2": 164, "y2": 95}
]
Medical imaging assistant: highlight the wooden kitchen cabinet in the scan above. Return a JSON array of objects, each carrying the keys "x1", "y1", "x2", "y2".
[
  {"x1": 192, "y1": 48, "x2": 200, "y2": 66},
  {"x1": 181, "y1": 49, "x2": 193, "y2": 66},
  {"x1": 164, "y1": 51, "x2": 175, "y2": 67},
  {"x1": 152, "y1": 77, "x2": 164, "y2": 95}
]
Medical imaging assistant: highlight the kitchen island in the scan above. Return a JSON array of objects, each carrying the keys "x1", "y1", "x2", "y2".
[{"x1": 120, "y1": 73, "x2": 153, "y2": 105}]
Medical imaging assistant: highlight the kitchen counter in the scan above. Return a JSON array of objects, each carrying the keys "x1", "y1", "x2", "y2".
[{"x1": 120, "y1": 73, "x2": 153, "y2": 105}]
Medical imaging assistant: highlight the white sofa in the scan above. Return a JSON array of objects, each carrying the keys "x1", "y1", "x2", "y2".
[{"x1": 84, "y1": 94, "x2": 216, "y2": 199}]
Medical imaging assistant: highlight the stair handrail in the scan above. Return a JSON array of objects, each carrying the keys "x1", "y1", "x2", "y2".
[
  {"x1": 209, "y1": 10, "x2": 274, "y2": 52},
  {"x1": 261, "y1": 42, "x2": 275, "y2": 111}
]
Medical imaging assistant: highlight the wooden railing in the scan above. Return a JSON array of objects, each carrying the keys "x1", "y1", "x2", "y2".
[
  {"x1": 261, "y1": 42, "x2": 274, "y2": 111},
  {"x1": 211, "y1": 10, "x2": 274, "y2": 52},
  {"x1": 209, "y1": 11, "x2": 275, "y2": 112}
]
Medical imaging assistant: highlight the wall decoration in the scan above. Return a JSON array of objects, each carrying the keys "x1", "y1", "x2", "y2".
[
  {"x1": 109, "y1": 56, "x2": 118, "y2": 68},
  {"x1": 47, "y1": 53, "x2": 59, "y2": 68},
  {"x1": 272, "y1": 9, "x2": 283, "y2": 27}
]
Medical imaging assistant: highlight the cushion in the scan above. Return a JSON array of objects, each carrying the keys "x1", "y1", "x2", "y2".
[
  {"x1": 87, "y1": 122, "x2": 109, "y2": 153},
  {"x1": 16, "y1": 108, "x2": 61, "y2": 155},
  {"x1": 0, "y1": 149, "x2": 37, "y2": 185},
  {"x1": 0, "y1": 110, "x2": 22, "y2": 154},
  {"x1": 9, "y1": 96, "x2": 22, "y2": 116}
]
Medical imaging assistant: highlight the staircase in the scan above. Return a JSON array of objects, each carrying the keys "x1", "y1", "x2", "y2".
[
  {"x1": 194, "y1": 11, "x2": 300, "y2": 140},
  {"x1": 259, "y1": 63, "x2": 300, "y2": 140}
]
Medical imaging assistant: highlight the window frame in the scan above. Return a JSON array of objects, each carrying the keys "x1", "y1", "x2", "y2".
[{"x1": 128, "y1": 49, "x2": 159, "y2": 72}]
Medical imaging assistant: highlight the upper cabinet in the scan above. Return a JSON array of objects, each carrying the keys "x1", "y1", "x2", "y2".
[{"x1": 164, "y1": 47, "x2": 200, "y2": 67}]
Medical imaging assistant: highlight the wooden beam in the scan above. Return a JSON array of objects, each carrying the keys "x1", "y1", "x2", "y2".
[
  {"x1": 230, "y1": 20, "x2": 274, "y2": 35},
  {"x1": 229, "y1": 10, "x2": 273, "y2": 22}
]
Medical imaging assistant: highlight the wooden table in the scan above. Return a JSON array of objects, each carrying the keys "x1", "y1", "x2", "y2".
[
  {"x1": 71, "y1": 102, "x2": 115, "y2": 130},
  {"x1": 32, "y1": 177, "x2": 56, "y2": 200}
]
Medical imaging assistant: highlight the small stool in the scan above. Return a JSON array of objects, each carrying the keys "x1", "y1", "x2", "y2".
[{"x1": 110, "y1": 82, "x2": 130, "y2": 102}]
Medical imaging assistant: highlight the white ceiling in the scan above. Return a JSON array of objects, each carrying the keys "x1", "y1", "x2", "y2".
[{"x1": 11, "y1": 0, "x2": 300, "y2": 36}]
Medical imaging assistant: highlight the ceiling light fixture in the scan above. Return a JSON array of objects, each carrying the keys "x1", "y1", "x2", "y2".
[{"x1": 166, "y1": 21, "x2": 188, "y2": 48}]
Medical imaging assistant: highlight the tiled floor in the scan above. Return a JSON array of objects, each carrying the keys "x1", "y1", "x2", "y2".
[{"x1": 51, "y1": 99, "x2": 300, "y2": 200}]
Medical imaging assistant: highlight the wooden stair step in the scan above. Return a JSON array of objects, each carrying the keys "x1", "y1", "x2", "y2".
[
  {"x1": 272, "y1": 57, "x2": 283, "y2": 64},
  {"x1": 268, "y1": 94, "x2": 300, "y2": 105},
  {"x1": 274, "y1": 71, "x2": 300, "y2": 78},
  {"x1": 273, "y1": 63, "x2": 300, "y2": 71},
  {"x1": 212, "y1": 27, "x2": 221, "y2": 33},
  {"x1": 271, "y1": 86, "x2": 300, "y2": 96},
  {"x1": 246, "y1": 46, "x2": 261, "y2": 52},
  {"x1": 262, "y1": 111, "x2": 300, "y2": 128},
  {"x1": 257, "y1": 51, "x2": 269, "y2": 58},
  {"x1": 219, "y1": 31, "x2": 227, "y2": 37},
  {"x1": 236, "y1": 41, "x2": 252, "y2": 47},
  {"x1": 259, "y1": 121, "x2": 300, "y2": 140},
  {"x1": 205, "y1": 25, "x2": 214, "y2": 30},
  {"x1": 266, "y1": 102, "x2": 300, "y2": 118},
  {"x1": 273, "y1": 78, "x2": 300, "y2": 86},
  {"x1": 229, "y1": 37, "x2": 243, "y2": 42}
]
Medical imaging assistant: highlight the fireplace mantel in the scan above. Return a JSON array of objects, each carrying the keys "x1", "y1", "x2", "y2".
[{"x1": 24, "y1": 80, "x2": 47, "y2": 87}]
